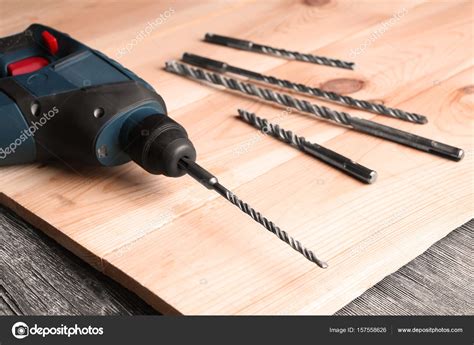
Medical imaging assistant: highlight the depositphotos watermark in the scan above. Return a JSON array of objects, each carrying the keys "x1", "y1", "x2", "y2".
[
  {"x1": 348, "y1": 7, "x2": 408, "y2": 58},
  {"x1": 0, "y1": 106, "x2": 59, "y2": 160},
  {"x1": 232, "y1": 107, "x2": 293, "y2": 157},
  {"x1": 12, "y1": 321, "x2": 104, "y2": 339},
  {"x1": 116, "y1": 7, "x2": 175, "y2": 58}
]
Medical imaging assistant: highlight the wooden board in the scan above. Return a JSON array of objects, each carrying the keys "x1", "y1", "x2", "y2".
[
  {"x1": 0, "y1": 0, "x2": 473, "y2": 314},
  {"x1": 2, "y1": 205, "x2": 472, "y2": 316}
]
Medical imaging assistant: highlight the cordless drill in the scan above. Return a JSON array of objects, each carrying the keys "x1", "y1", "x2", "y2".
[{"x1": 0, "y1": 24, "x2": 327, "y2": 268}]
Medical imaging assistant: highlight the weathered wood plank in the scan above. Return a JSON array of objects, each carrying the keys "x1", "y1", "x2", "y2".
[{"x1": 0, "y1": 207, "x2": 155, "y2": 315}]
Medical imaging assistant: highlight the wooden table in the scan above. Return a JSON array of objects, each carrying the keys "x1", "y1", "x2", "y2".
[{"x1": 0, "y1": 0, "x2": 472, "y2": 315}]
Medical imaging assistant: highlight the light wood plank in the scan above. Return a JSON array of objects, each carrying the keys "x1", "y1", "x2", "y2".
[{"x1": 0, "y1": 0, "x2": 472, "y2": 314}]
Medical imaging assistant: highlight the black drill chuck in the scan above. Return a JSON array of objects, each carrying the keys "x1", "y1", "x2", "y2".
[{"x1": 125, "y1": 115, "x2": 197, "y2": 177}]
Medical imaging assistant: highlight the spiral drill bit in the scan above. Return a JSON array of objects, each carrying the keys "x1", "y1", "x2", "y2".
[
  {"x1": 183, "y1": 53, "x2": 427, "y2": 124},
  {"x1": 178, "y1": 157, "x2": 328, "y2": 268},
  {"x1": 204, "y1": 33, "x2": 354, "y2": 70},
  {"x1": 237, "y1": 109, "x2": 377, "y2": 184},
  {"x1": 164, "y1": 61, "x2": 464, "y2": 162}
]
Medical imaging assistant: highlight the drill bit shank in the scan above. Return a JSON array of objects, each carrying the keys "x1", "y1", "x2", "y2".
[
  {"x1": 237, "y1": 109, "x2": 377, "y2": 184},
  {"x1": 165, "y1": 61, "x2": 464, "y2": 162},
  {"x1": 178, "y1": 157, "x2": 328, "y2": 268},
  {"x1": 183, "y1": 53, "x2": 427, "y2": 124},
  {"x1": 204, "y1": 33, "x2": 354, "y2": 70}
]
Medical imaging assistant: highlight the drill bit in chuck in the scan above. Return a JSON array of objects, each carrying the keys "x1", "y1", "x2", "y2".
[
  {"x1": 178, "y1": 157, "x2": 328, "y2": 269},
  {"x1": 183, "y1": 53, "x2": 427, "y2": 124},
  {"x1": 164, "y1": 61, "x2": 464, "y2": 162},
  {"x1": 204, "y1": 33, "x2": 355, "y2": 70},
  {"x1": 237, "y1": 109, "x2": 377, "y2": 184}
]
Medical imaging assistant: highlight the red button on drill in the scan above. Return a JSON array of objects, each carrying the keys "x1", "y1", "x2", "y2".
[
  {"x1": 7, "y1": 56, "x2": 49, "y2": 76},
  {"x1": 41, "y1": 30, "x2": 58, "y2": 55}
]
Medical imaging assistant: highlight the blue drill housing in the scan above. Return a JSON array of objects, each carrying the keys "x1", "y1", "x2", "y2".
[{"x1": 0, "y1": 24, "x2": 167, "y2": 166}]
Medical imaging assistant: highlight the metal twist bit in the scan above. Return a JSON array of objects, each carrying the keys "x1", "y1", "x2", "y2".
[
  {"x1": 182, "y1": 53, "x2": 427, "y2": 124},
  {"x1": 259, "y1": 45, "x2": 353, "y2": 70},
  {"x1": 239, "y1": 109, "x2": 309, "y2": 149},
  {"x1": 302, "y1": 83, "x2": 426, "y2": 124},
  {"x1": 225, "y1": 189, "x2": 328, "y2": 268},
  {"x1": 165, "y1": 60, "x2": 352, "y2": 126},
  {"x1": 204, "y1": 33, "x2": 354, "y2": 70},
  {"x1": 165, "y1": 61, "x2": 464, "y2": 161},
  {"x1": 237, "y1": 109, "x2": 377, "y2": 184},
  {"x1": 179, "y1": 157, "x2": 328, "y2": 268}
]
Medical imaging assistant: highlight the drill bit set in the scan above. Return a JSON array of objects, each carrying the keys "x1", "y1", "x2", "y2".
[
  {"x1": 182, "y1": 53, "x2": 427, "y2": 124},
  {"x1": 161, "y1": 33, "x2": 465, "y2": 268},
  {"x1": 165, "y1": 60, "x2": 463, "y2": 161}
]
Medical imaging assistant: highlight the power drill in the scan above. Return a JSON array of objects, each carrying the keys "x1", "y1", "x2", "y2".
[{"x1": 0, "y1": 24, "x2": 327, "y2": 268}]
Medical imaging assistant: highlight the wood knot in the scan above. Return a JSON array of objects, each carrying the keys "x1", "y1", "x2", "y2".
[
  {"x1": 320, "y1": 78, "x2": 365, "y2": 94},
  {"x1": 54, "y1": 193, "x2": 75, "y2": 206},
  {"x1": 304, "y1": 0, "x2": 331, "y2": 6},
  {"x1": 461, "y1": 85, "x2": 474, "y2": 94}
]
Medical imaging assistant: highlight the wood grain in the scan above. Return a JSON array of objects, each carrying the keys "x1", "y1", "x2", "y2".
[{"x1": 0, "y1": 0, "x2": 473, "y2": 314}]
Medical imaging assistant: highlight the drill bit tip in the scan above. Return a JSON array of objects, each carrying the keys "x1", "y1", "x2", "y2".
[{"x1": 319, "y1": 261, "x2": 329, "y2": 269}]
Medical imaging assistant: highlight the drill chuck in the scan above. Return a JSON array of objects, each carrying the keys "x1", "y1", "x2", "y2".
[{"x1": 126, "y1": 115, "x2": 197, "y2": 177}]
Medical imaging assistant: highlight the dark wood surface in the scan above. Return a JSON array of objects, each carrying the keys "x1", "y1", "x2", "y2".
[
  {"x1": 0, "y1": 205, "x2": 472, "y2": 315},
  {"x1": 0, "y1": 206, "x2": 155, "y2": 315}
]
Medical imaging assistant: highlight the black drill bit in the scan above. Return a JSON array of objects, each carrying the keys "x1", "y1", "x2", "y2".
[
  {"x1": 178, "y1": 157, "x2": 328, "y2": 268},
  {"x1": 164, "y1": 61, "x2": 464, "y2": 162},
  {"x1": 204, "y1": 33, "x2": 354, "y2": 70},
  {"x1": 237, "y1": 109, "x2": 377, "y2": 184},
  {"x1": 183, "y1": 53, "x2": 427, "y2": 124}
]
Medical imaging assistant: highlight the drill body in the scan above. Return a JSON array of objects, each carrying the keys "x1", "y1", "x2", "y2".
[{"x1": 0, "y1": 24, "x2": 195, "y2": 176}]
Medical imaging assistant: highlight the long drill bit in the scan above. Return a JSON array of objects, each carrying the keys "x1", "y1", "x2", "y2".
[
  {"x1": 204, "y1": 33, "x2": 354, "y2": 70},
  {"x1": 164, "y1": 61, "x2": 464, "y2": 162},
  {"x1": 178, "y1": 157, "x2": 328, "y2": 268},
  {"x1": 237, "y1": 109, "x2": 377, "y2": 184},
  {"x1": 183, "y1": 53, "x2": 427, "y2": 124}
]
